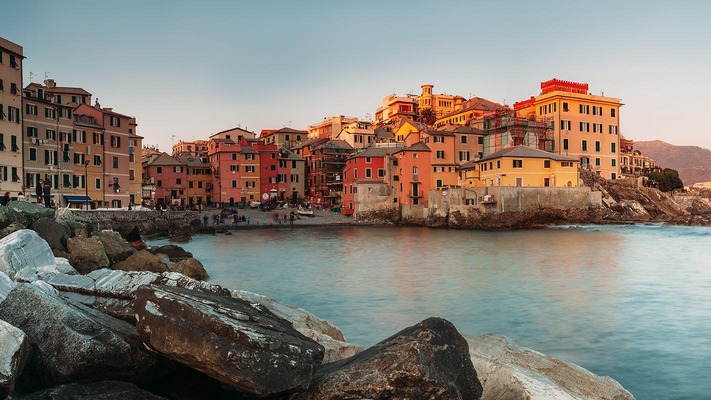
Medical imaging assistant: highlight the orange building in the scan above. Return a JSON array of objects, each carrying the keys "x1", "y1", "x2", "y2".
[
  {"x1": 394, "y1": 142, "x2": 431, "y2": 206},
  {"x1": 418, "y1": 84, "x2": 465, "y2": 118},
  {"x1": 374, "y1": 94, "x2": 418, "y2": 125}
]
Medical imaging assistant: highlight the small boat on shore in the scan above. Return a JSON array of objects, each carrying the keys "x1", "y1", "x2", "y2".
[{"x1": 296, "y1": 208, "x2": 314, "y2": 217}]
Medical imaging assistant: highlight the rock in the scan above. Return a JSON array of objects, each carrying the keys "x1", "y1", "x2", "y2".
[
  {"x1": 232, "y1": 290, "x2": 346, "y2": 342},
  {"x1": 67, "y1": 236, "x2": 110, "y2": 274},
  {"x1": 14, "y1": 261, "x2": 78, "y2": 284},
  {"x1": 134, "y1": 285, "x2": 324, "y2": 396},
  {"x1": 6, "y1": 202, "x2": 54, "y2": 226},
  {"x1": 168, "y1": 233, "x2": 191, "y2": 243},
  {"x1": 15, "y1": 381, "x2": 167, "y2": 400},
  {"x1": 0, "y1": 229, "x2": 56, "y2": 278},
  {"x1": 96, "y1": 230, "x2": 136, "y2": 265},
  {"x1": 48, "y1": 269, "x2": 229, "y2": 322},
  {"x1": 172, "y1": 257, "x2": 208, "y2": 280},
  {"x1": 466, "y1": 334, "x2": 635, "y2": 400},
  {"x1": 293, "y1": 317, "x2": 482, "y2": 400},
  {"x1": 0, "y1": 283, "x2": 160, "y2": 390},
  {"x1": 0, "y1": 271, "x2": 15, "y2": 303},
  {"x1": 112, "y1": 250, "x2": 169, "y2": 273},
  {"x1": 150, "y1": 244, "x2": 192, "y2": 262},
  {"x1": 0, "y1": 319, "x2": 29, "y2": 398},
  {"x1": 297, "y1": 328, "x2": 361, "y2": 363},
  {"x1": 29, "y1": 217, "x2": 70, "y2": 252},
  {"x1": 62, "y1": 220, "x2": 91, "y2": 238},
  {"x1": 0, "y1": 222, "x2": 25, "y2": 240}
]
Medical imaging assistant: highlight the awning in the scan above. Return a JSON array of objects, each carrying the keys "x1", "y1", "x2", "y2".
[{"x1": 63, "y1": 195, "x2": 92, "y2": 203}]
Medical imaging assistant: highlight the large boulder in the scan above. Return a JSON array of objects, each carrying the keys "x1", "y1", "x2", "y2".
[
  {"x1": 134, "y1": 285, "x2": 324, "y2": 396},
  {"x1": 232, "y1": 290, "x2": 346, "y2": 342},
  {"x1": 0, "y1": 229, "x2": 56, "y2": 278},
  {"x1": 0, "y1": 319, "x2": 29, "y2": 399},
  {"x1": 150, "y1": 244, "x2": 193, "y2": 262},
  {"x1": 112, "y1": 250, "x2": 169, "y2": 273},
  {"x1": 96, "y1": 230, "x2": 135, "y2": 265},
  {"x1": 293, "y1": 317, "x2": 483, "y2": 400},
  {"x1": 0, "y1": 222, "x2": 25, "y2": 241},
  {"x1": 466, "y1": 334, "x2": 635, "y2": 400},
  {"x1": 16, "y1": 381, "x2": 166, "y2": 400},
  {"x1": 67, "y1": 236, "x2": 110, "y2": 274},
  {"x1": 6, "y1": 201, "x2": 53, "y2": 226},
  {"x1": 29, "y1": 217, "x2": 70, "y2": 252},
  {"x1": 48, "y1": 269, "x2": 229, "y2": 322},
  {"x1": 171, "y1": 257, "x2": 208, "y2": 280},
  {"x1": 0, "y1": 283, "x2": 160, "y2": 391}
]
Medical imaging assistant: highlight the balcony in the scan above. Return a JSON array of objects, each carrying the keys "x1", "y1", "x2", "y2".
[{"x1": 407, "y1": 191, "x2": 423, "y2": 198}]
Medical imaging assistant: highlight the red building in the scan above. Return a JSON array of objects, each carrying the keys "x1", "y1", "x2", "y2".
[
  {"x1": 341, "y1": 146, "x2": 397, "y2": 215},
  {"x1": 143, "y1": 152, "x2": 188, "y2": 207}
]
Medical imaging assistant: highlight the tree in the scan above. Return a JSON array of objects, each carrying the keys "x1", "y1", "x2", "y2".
[
  {"x1": 645, "y1": 168, "x2": 684, "y2": 192},
  {"x1": 418, "y1": 108, "x2": 437, "y2": 126}
]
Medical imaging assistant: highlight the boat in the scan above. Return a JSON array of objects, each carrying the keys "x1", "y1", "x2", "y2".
[{"x1": 296, "y1": 208, "x2": 314, "y2": 217}]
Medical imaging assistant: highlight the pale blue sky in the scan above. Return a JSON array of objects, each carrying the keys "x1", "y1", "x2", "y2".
[{"x1": 3, "y1": 1, "x2": 710, "y2": 152}]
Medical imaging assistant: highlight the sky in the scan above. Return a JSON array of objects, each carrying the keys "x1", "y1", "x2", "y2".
[{"x1": 2, "y1": 0, "x2": 711, "y2": 152}]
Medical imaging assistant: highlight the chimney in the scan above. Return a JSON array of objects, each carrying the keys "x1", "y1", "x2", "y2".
[
  {"x1": 44, "y1": 79, "x2": 56, "y2": 88},
  {"x1": 95, "y1": 98, "x2": 101, "y2": 108}
]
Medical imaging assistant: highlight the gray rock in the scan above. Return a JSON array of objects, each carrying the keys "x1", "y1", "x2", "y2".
[
  {"x1": 0, "y1": 222, "x2": 25, "y2": 240},
  {"x1": 466, "y1": 334, "x2": 635, "y2": 400},
  {"x1": 67, "y1": 236, "x2": 110, "y2": 274},
  {"x1": 96, "y1": 230, "x2": 135, "y2": 265},
  {"x1": 29, "y1": 217, "x2": 70, "y2": 252},
  {"x1": 0, "y1": 319, "x2": 29, "y2": 398},
  {"x1": 0, "y1": 271, "x2": 14, "y2": 303},
  {"x1": 232, "y1": 290, "x2": 346, "y2": 342},
  {"x1": 171, "y1": 257, "x2": 208, "y2": 280},
  {"x1": 111, "y1": 250, "x2": 169, "y2": 273},
  {"x1": 0, "y1": 229, "x2": 56, "y2": 278},
  {"x1": 6, "y1": 201, "x2": 54, "y2": 226},
  {"x1": 293, "y1": 317, "x2": 482, "y2": 400},
  {"x1": 297, "y1": 328, "x2": 361, "y2": 363},
  {"x1": 0, "y1": 283, "x2": 159, "y2": 389},
  {"x1": 15, "y1": 381, "x2": 167, "y2": 400},
  {"x1": 134, "y1": 285, "x2": 324, "y2": 396},
  {"x1": 150, "y1": 244, "x2": 192, "y2": 262}
]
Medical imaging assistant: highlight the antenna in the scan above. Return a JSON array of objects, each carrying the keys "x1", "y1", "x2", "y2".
[
  {"x1": 29, "y1": 72, "x2": 34, "y2": 83},
  {"x1": 171, "y1": 135, "x2": 176, "y2": 147},
  {"x1": 44, "y1": 71, "x2": 50, "y2": 81}
]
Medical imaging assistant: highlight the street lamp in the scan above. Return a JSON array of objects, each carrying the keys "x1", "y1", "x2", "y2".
[{"x1": 84, "y1": 160, "x2": 90, "y2": 210}]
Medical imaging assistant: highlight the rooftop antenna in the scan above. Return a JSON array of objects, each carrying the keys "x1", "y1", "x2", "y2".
[
  {"x1": 171, "y1": 134, "x2": 176, "y2": 147},
  {"x1": 44, "y1": 71, "x2": 50, "y2": 81},
  {"x1": 29, "y1": 71, "x2": 34, "y2": 83}
]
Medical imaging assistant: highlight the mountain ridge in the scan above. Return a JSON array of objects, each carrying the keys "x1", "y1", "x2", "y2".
[{"x1": 633, "y1": 140, "x2": 711, "y2": 185}]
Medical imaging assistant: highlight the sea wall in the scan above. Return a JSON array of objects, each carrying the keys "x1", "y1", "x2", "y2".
[{"x1": 73, "y1": 210, "x2": 204, "y2": 237}]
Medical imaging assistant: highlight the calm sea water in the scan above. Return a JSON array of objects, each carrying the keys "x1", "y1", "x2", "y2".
[{"x1": 149, "y1": 225, "x2": 711, "y2": 400}]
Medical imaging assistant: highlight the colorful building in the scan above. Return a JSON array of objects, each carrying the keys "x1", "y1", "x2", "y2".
[
  {"x1": 514, "y1": 78, "x2": 622, "y2": 180},
  {"x1": 172, "y1": 139, "x2": 208, "y2": 157},
  {"x1": 420, "y1": 130, "x2": 459, "y2": 189},
  {"x1": 341, "y1": 146, "x2": 399, "y2": 215},
  {"x1": 306, "y1": 139, "x2": 355, "y2": 206},
  {"x1": 434, "y1": 96, "x2": 507, "y2": 127},
  {"x1": 394, "y1": 142, "x2": 432, "y2": 206},
  {"x1": 417, "y1": 84, "x2": 464, "y2": 118},
  {"x1": 474, "y1": 145, "x2": 579, "y2": 187},
  {"x1": 374, "y1": 94, "x2": 418, "y2": 126},
  {"x1": 307, "y1": 116, "x2": 358, "y2": 140},
  {"x1": 144, "y1": 152, "x2": 187, "y2": 207},
  {"x1": 177, "y1": 154, "x2": 211, "y2": 207},
  {"x1": 0, "y1": 37, "x2": 24, "y2": 195},
  {"x1": 259, "y1": 127, "x2": 307, "y2": 149},
  {"x1": 334, "y1": 120, "x2": 374, "y2": 149}
]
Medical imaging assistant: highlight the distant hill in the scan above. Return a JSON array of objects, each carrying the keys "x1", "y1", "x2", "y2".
[{"x1": 634, "y1": 140, "x2": 711, "y2": 185}]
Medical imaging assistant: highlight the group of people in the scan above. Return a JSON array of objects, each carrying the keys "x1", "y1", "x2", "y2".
[{"x1": 0, "y1": 181, "x2": 52, "y2": 208}]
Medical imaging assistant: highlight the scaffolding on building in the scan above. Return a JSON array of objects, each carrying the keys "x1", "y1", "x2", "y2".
[
  {"x1": 471, "y1": 110, "x2": 554, "y2": 156},
  {"x1": 308, "y1": 140, "x2": 356, "y2": 206}
]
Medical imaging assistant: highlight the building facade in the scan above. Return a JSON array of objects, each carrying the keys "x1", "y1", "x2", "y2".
[{"x1": 0, "y1": 37, "x2": 24, "y2": 195}]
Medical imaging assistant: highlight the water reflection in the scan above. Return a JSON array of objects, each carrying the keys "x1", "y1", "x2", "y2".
[{"x1": 150, "y1": 224, "x2": 711, "y2": 400}]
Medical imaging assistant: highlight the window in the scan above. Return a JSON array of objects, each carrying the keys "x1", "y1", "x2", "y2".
[
  {"x1": 413, "y1": 166, "x2": 418, "y2": 174},
  {"x1": 496, "y1": 160, "x2": 501, "y2": 169},
  {"x1": 365, "y1": 157, "x2": 371, "y2": 163},
  {"x1": 436, "y1": 150, "x2": 445, "y2": 159},
  {"x1": 0, "y1": 134, "x2": 3, "y2": 151},
  {"x1": 93, "y1": 132, "x2": 103, "y2": 144},
  {"x1": 46, "y1": 129, "x2": 56, "y2": 141},
  {"x1": 561, "y1": 161, "x2": 573, "y2": 167},
  {"x1": 113, "y1": 156, "x2": 119, "y2": 168},
  {"x1": 366, "y1": 168, "x2": 372, "y2": 178},
  {"x1": 579, "y1": 122, "x2": 590, "y2": 132},
  {"x1": 156, "y1": 166, "x2": 162, "y2": 173},
  {"x1": 609, "y1": 125, "x2": 618, "y2": 135},
  {"x1": 110, "y1": 135, "x2": 121, "y2": 148},
  {"x1": 110, "y1": 116, "x2": 120, "y2": 127},
  {"x1": 60, "y1": 108, "x2": 71, "y2": 119},
  {"x1": 10, "y1": 83, "x2": 18, "y2": 94},
  {"x1": 563, "y1": 102, "x2": 569, "y2": 112},
  {"x1": 74, "y1": 130, "x2": 87, "y2": 143},
  {"x1": 611, "y1": 173, "x2": 617, "y2": 180},
  {"x1": 433, "y1": 136, "x2": 444, "y2": 143},
  {"x1": 245, "y1": 166, "x2": 255, "y2": 173},
  {"x1": 579, "y1": 104, "x2": 590, "y2": 114},
  {"x1": 460, "y1": 136, "x2": 467, "y2": 144},
  {"x1": 231, "y1": 153, "x2": 237, "y2": 160},
  {"x1": 513, "y1": 160, "x2": 523, "y2": 168},
  {"x1": 582, "y1": 140, "x2": 588, "y2": 151},
  {"x1": 26, "y1": 104, "x2": 38, "y2": 115},
  {"x1": 544, "y1": 160, "x2": 551, "y2": 168},
  {"x1": 595, "y1": 158, "x2": 601, "y2": 166},
  {"x1": 94, "y1": 155, "x2": 102, "y2": 165},
  {"x1": 413, "y1": 153, "x2": 418, "y2": 159},
  {"x1": 8, "y1": 106, "x2": 20, "y2": 123},
  {"x1": 231, "y1": 180, "x2": 237, "y2": 188},
  {"x1": 436, "y1": 179, "x2": 443, "y2": 187},
  {"x1": 229, "y1": 165, "x2": 239, "y2": 171},
  {"x1": 378, "y1": 169, "x2": 385, "y2": 177},
  {"x1": 595, "y1": 141, "x2": 601, "y2": 152},
  {"x1": 246, "y1": 181, "x2": 256, "y2": 188},
  {"x1": 611, "y1": 108, "x2": 616, "y2": 117},
  {"x1": 176, "y1": 178, "x2": 182, "y2": 185},
  {"x1": 563, "y1": 139, "x2": 569, "y2": 150},
  {"x1": 157, "y1": 180, "x2": 162, "y2": 187},
  {"x1": 173, "y1": 166, "x2": 183, "y2": 173},
  {"x1": 96, "y1": 178, "x2": 101, "y2": 189},
  {"x1": 611, "y1": 143, "x2": 617, "y2": 153},
  {"x1": 44, "y1": 107, "x2": 57, "y2": 119},
  {"x1": 245, "y1": 154, "x2": 254, "y2": 160},
  {"x1": 27, "y1": 127, "x2": 38, "y2": 138},
  {"x1": 612, "y1": 158, "x2": 617, "y2": 167},
  {"x1": 11, "y1": 136, "x2": 17, "y2": 152}
]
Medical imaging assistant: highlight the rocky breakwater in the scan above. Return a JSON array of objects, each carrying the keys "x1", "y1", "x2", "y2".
[{"x1": 0, "y1": 204, "x2": 636, "y2": 399}]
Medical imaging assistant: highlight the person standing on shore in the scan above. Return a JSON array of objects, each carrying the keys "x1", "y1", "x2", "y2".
[
  {"x1": 36, "y1": 180, "x2": 43, "y2": 204},
  {"x1": 0, "y1": 192, "x2": 10, "y2": 206},
  {"x1": 43, "y1": 181, "x2": 52, "y2": 208}
]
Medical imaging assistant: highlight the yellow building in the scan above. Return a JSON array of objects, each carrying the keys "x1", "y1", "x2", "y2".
[
  {"x1": 374, "y1": 94, "x2": 418, "y2": 125},
  {"x1": 474, "y1": 146, "x2": 579, "y2": 187},
  {"x1": 391, "y1": 117, "x2": 426, "y2": 142},
  {"x1": 514, "y1": 78, "x2": 622, "y2": 180},
  {"x1": 418, "y1": 84, "x2": 464, "y2": 118},
  {"x1": 434, "y1": 97, "x2": 507, "y2": 127}
]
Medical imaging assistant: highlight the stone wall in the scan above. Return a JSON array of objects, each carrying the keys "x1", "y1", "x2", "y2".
[
  {"x1": 353, "y1": 182, "x2": 396, "y2": 218},
  {"x1": 73, "y1": 210, "x2": 204, "y2": 237}
]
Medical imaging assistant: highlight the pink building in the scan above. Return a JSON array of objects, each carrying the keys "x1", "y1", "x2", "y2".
[{"x1": 144, "y1": 152, "x2": 188, "y2": 207}]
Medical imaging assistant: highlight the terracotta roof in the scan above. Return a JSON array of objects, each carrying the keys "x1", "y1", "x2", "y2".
[
  {"x1": 440, "y1": 97, "x2": 506, "y2": 119},
  {"x1": 397, "y1": 142, "x2": 431, "y2": 153},
  {"x1": 477, "y1": 145, "x2": 578, "y2": 162},
  {"x1": 147, "y1": 152, "x2": 183, "y2": 167},
  {"x1": 393, "y1": 117, "x2": 426, "y2": 131},
  {"x1": 239, "y1": 147, "x2": 258, "y2": 154},
  {"x1": 439, "y1": 124, "x2": 485, "y2": 135},
  {"x1": 290, "y1": 137, "x2": 328, "y2": 150},
  {"x1": 425, "y1": 129, "x2": 454, "y2": 136},
  {"x1": 274, "y1": 127, "x2": 307, "y2": 134},
  {"x1": 314, "y1": 139, "x2": 354, "y2": 151},
  {"x1": 26, "y1": 82, "x2": 92, "y2": 96},
  {"x1": 278, "y1": 149, "x2": 305, "y2": 161},
  {"x1": 457, "y1": 160, "x2": 477, "y2": 170},
  {"x1": 347, "y1": 146, "x2": 400, "y2": 160},
  {"x1": 210, "y1": 126, "x2": 256, "y2": 138},
  {"x1": 177, "y1": 155, "x2": 209, "y2": 167}
]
